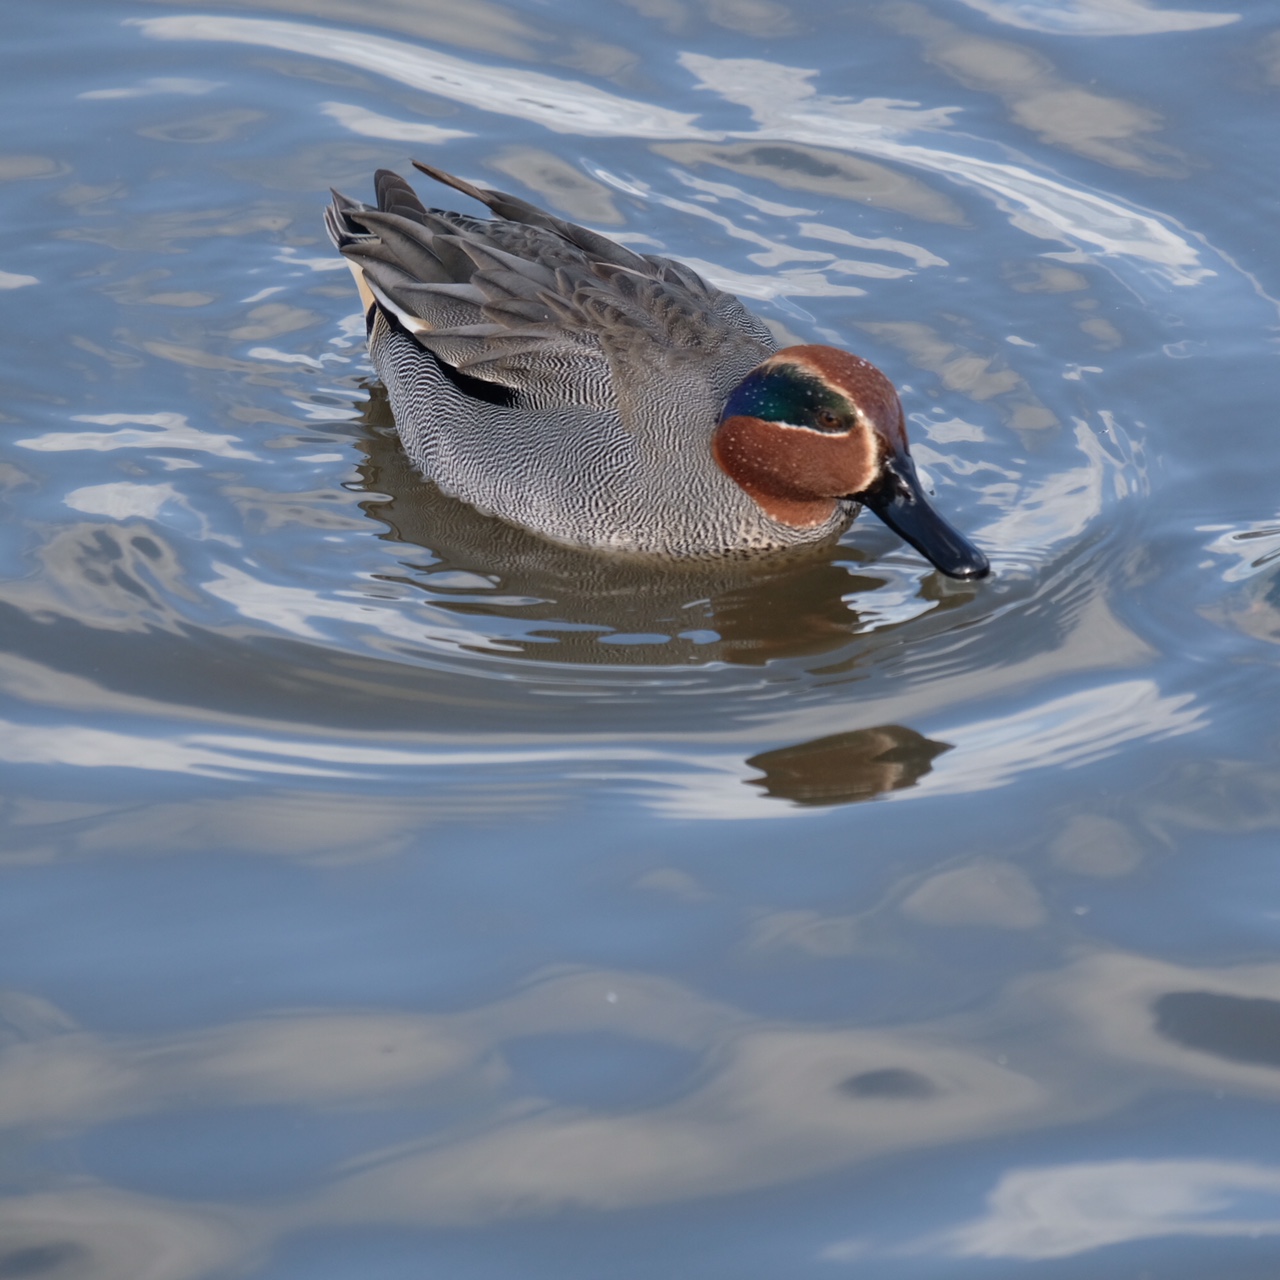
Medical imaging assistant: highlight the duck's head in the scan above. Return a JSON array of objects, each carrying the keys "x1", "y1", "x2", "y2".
[{"x1": 713, "y1": 345, "x2": 989, "y2": 580}]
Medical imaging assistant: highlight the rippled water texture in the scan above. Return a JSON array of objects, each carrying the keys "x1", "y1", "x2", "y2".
[{"x1": 4, "y1": 0, "x2": 1280, "y2": 1275}]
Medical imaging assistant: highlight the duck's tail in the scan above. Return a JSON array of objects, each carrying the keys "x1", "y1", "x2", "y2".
[
  {"x1": 325, "y1": 168, "x2": 432, "y2": 251},
  {"x1": 323, "y1": 188, "x2": 370, "y2": 252}
]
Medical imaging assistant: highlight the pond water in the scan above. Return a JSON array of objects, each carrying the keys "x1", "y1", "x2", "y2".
[{"x1": 3, "y1": 0, "x2": 1280, "y2": 1276}]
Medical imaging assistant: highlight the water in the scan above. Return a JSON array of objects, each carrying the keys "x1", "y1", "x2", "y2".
[{"x1": 2, "y1": 0, "x2": 1280, "y2": 1275}]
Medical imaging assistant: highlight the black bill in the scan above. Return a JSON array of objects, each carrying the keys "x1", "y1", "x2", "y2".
[{"x1": 857, "y1": 452, "x2": 990, "y2": 580}]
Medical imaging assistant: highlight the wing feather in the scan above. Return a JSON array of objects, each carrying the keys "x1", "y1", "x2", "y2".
[{"x1": 326, "y1": 165, "x2": 775, "y2": 418}]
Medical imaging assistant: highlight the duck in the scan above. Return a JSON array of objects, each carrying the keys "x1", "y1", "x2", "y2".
[{"x1": 324, "y1": 164, "x2": 989, "y2": 579}]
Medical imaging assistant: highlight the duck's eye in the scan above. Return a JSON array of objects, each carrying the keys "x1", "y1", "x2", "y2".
[{"x1": 816, "y1": 408, "x2": 843, "y2": 431}]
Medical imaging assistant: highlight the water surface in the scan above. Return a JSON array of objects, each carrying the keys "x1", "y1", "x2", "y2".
[{"x1": 3, "y1": 0, "x2": 1280, "y2": 1276}]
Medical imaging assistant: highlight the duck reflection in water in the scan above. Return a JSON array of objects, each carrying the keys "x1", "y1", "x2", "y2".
[
  {"x1": 747, "y1": 725, "x2": 953, "y2": 806},
  {"x1": 353, "y1": 386, "x2": 981, "y2": 669}
]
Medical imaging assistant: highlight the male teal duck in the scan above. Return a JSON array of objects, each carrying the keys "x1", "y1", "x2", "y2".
[{"x1": 325, "y1": 164, "x2": 989, "y2": 579}]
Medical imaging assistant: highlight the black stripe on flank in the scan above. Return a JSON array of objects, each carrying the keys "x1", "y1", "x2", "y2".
[
  {"x1": 377, "y1": 303, "x2": 519, "y2": 409},
  {"x1": 433, "y1": 349, "x2": 519, "y2": 409}
]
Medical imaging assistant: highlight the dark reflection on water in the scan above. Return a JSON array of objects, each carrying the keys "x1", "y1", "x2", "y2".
[
  {"x1": 1155, "y1": 993, "x2": 1280, "y2": 1070},
  {"x1": 839, "y1": 1066, "x2": 938, "y2": 1100},
  {"x1": 745, "y1": 725, "x2": 951, "y2": 806},
  {"x1": 0, "y1": 1245, "x2": 86, "y2": 1279}
]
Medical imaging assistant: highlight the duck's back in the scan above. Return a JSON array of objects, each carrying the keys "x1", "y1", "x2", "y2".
[{"x1": 326, "y1": 166, "x2": 850, "y2": 555}]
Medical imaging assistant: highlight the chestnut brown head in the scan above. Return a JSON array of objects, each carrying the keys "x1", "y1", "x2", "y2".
[{"x1": 713, "y1": 345, "x2": 989, "y2": 579}]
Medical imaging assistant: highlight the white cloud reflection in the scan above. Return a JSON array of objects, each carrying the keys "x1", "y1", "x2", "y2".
[
  {"x1": 10, "y1": 951, "x2": 1280, "y2": 1271},
  {"x1": 79, "y1": 75, "x2": 222, "y2": 100},
  {"x1": 0, "y1": 1188, "x2": 248, "y2": 1280},
  {"x1": 972, "y1": 421, "x2": 1117, "y2": 564},
  {"x1": 936, "y1": 1159, "x2": 1280, "y2": 1259},
  {"x1": 0, "y1": 716, "x2": 671, "y2": 782},
  {"x1": 199, "y1": 561, "x2": 548, "y2": 653},
  {"x1": 0, "y1": 671, "x2": 1199, "y2": 801},
  {"x1": 917, "y1": 680, "x2": 1203, "y2": 796},
  {"x1": 1202, "y1": 517, "x2": 1280, "y2": 583},
  {"x1": 19, "y1": 412, "x2": 257, "y2": 460},
  {"x1": 954, "y1": 0, "x2": 1238, "y2": 36},
  {"x1": 129, "y1": 14, "x2": 1210, "y2": 287},
  {"x1": 64, "y1": 483, "x2": 181, "y2": 521},
  {"x1": 319, "y1": 101, "x2": 472, "y2": 144},
  {"x1": 132, "y1": 16, "x2": 708, "y2": 139},
  {"x1": 0, "y1": 969, "x2": 1044, "y2": 1236},
  {"x1": 679, "y1": 53, "x2": 1210, "y2": 287}
]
